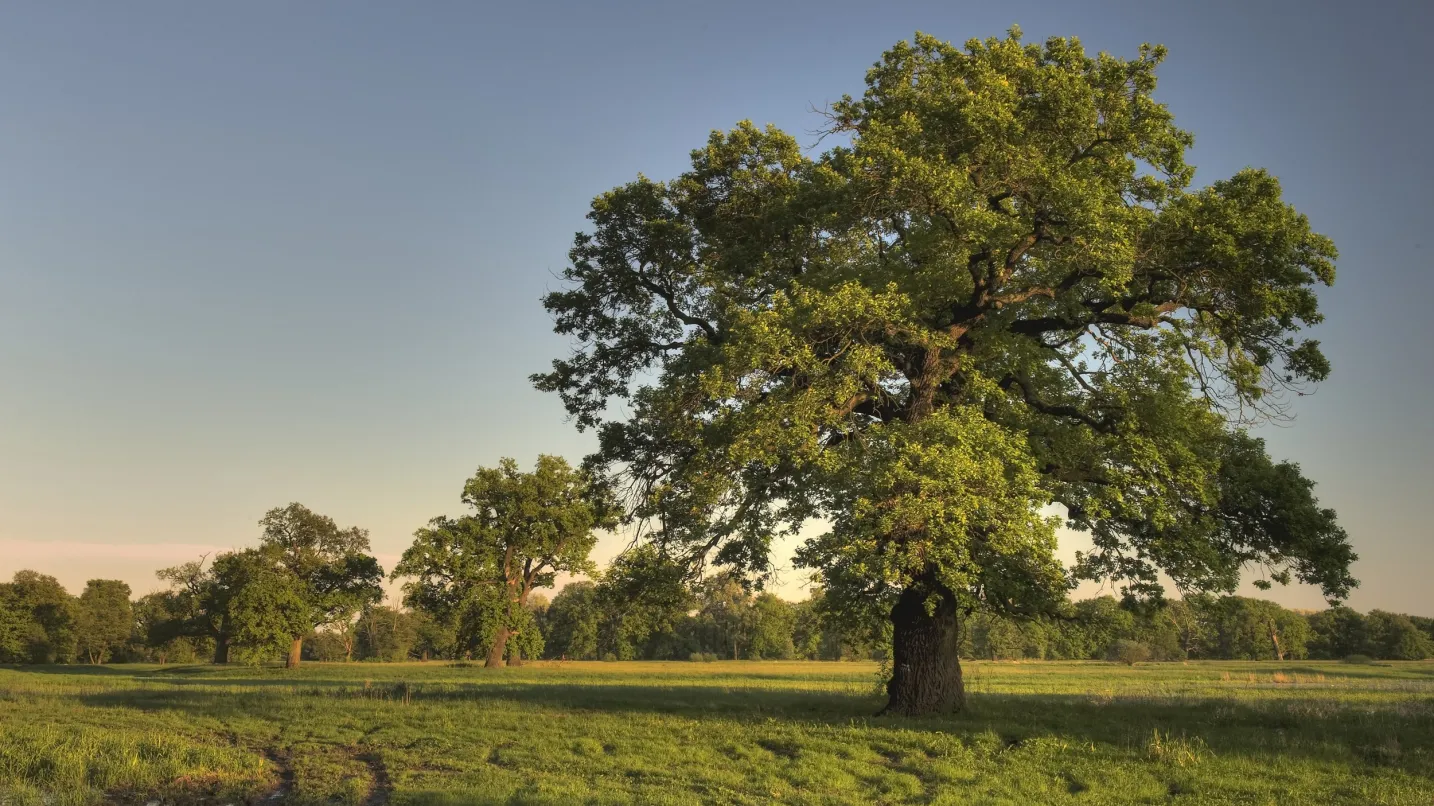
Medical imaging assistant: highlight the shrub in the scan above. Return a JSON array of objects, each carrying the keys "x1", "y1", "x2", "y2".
[
  {"x1": 1108, "y1": 640, "x2": 1152, "y2": 666},
  {"x1": 601, "y1": 652, "x2": 618, "y2": 662},
  {"x1": 1342, "y1": 654, "x2": 1375, "y2": 665},
  {"x1": 703, "y1": 652, "x2": 718, "y2": 662},
  {"x1": 689, "y1": 652, "x2": 704, "y2": 662}
]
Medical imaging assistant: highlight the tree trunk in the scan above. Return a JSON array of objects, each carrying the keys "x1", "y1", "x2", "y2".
[
  {"x1": 287, "y1": 637, "x2": 303, "y2": 669},
  {"x1": 509, "y1": 645, "x2": 523, "y2": 667},
  {"x1": 882, "y1": 578, "x2": 965, "y2": 716},
  {"x1": 213, "y1": 636, "x2": 229, "y2": 665},
  {"x1": 486, "y1": 627, "x2": 510, "y2": 668},
  {"x1": 1269, "y1": 622, "x2": 1285, "y2": 661}
]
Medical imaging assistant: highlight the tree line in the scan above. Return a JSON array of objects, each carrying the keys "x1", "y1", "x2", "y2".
[
  {"x1": 0, "y1": 456, "x2": 1415, "y2": 668},
  {"x1": 4, "y1": 561, "x2": 1430, "y2": 666}
]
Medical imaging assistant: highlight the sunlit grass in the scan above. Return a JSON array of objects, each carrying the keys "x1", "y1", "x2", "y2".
[{"x1": 1, "y1": 659, "x2": 1431, "y2": 804}]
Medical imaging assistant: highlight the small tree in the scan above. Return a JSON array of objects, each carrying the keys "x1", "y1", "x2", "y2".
[
  {"x1": 394, "y1": 455, "x2": 619, "y2": 667},
  {"x1": 1109, "y1": 639, "x2": 1152, "y2": 665},
  {"x1": 156, "y1": 557, "x2": 233, "y2": 663},
  {"x1": 544, "y1": 582, "x2": 601, "y2": 660},
  {"x1": 695, "y1": 575, "x2": 756, "y2": 660},
  {"x1": 3, "y1": 571, "x2": 78, "y2": 663},
  {"x1": 748, "y1": 593, "x2": 797, "y2": 660},
  {"x1": 257, "y1": 503, "x2": 385, "y2": 668},
  {"x1": 75, "y1": 580, "x2": 133, "y2": 664},
  {"x1": 595, "y1": 545, "x2": 694, "y2": 659},
  {"x1": 1307, "y1": 606, "x2": 1367, "y2": 659},
  {"x1": 357, "y1": 606, "x2": 420, "y2": 661},
  {"x1": 219, "y1": 549, "x2": 309, "y2": 663},
  {"x1": 1364, "y1": 610, "x2": 1433, "y2": 660}
]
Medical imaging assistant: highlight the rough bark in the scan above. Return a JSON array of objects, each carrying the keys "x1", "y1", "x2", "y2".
[
  {"x1": 213, "y1": 636, "x2": 229, "y2": 665},
  {"x1": 509, "y1": 646, "x2": 523, "y2": 667},
  {"x1": 486, "y1": 627, "x2": 510, "y2": 668},
  {"x1": 286, "y1": 637, "x2": 303, "y2": 669},
  {"x1": 881, "y1": 578, "x2": 965, "y2": 716}
]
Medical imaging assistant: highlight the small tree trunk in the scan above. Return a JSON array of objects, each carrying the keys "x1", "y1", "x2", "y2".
[
  {"x1": 213, "y1": 636, "x2": 229, "y2": 665},
  {"x1": 509, "y1": 644, "x2": 523, "y2": 667},
  {"x1": 286, "y1": 637, "x2": 303, "y2": 669},
  {"x1": 1269, "y1": 623, "x2": 1285, "y2": 661},
  {"x1": 486, "y1": 627, "x2": 510, "y2": 668},
  {"x1": 882, "y1": 578, "x2": 965, "y2": 716}
]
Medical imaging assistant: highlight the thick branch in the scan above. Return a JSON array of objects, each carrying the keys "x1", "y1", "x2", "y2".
[{"x1": 999, "y1": 374, "x2": 1117, "y2": 433}]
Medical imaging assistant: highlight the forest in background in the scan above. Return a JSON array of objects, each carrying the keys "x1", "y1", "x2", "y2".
[{"x1": 2, "y1": 566, "x2": 1429, "y2": 667}]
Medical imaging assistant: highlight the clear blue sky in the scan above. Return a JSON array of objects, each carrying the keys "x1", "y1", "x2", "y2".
[{"x1": 0, "y1": 1, "x2": 1429, "y2": 612}]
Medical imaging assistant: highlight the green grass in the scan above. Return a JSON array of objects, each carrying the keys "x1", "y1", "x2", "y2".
[{"x1": 1, "y1": 659, "x2": 1431, "y2": 804}]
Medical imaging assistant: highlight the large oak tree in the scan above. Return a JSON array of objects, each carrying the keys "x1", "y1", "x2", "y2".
[{"x1": 535, "y1": 30, "x2": 1356, "y2": 714}]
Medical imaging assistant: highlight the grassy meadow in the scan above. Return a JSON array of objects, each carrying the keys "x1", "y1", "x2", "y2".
[{"x1": 1, "y1": 659, "x2": 1431, "y2": 805}]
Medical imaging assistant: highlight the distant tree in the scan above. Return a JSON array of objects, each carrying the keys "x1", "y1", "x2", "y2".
[
  {"x1": 1129, "y1": 604, "x2": 1186, "y2": 661},
  {"x1": 357, "y1": 606, "x2": 420, "y2": 662},
  {"x1": 75, "y1": 580, "x2": 133, "y2": 664},
  {"x1": 394, "y1": 456, "x2": 619, "y2": 667},
  {"x1": 536, "y1": 28, "x2": 1357, "y2": 714},
  {"x1": 410, "y1": 608, "x2": 458, "y2": 661},
  {"x1": 543, "y1": 582, "x2": 601, "y2": 660},
  {"x1": 306, "y1": 629, "x2": 350, "y2": 662},
  {"x1": 968, "y1": 612, "x2": 1029, "y2": 660},
  {"x1": 133, "y1": 591, "x2": 205, "y2": 664},
  {"x1": 0, "y1": 582, "x2": 26, "y2": 663},
  {"x1": 748, "y1": 593, "x2": 797, "y2": 660},
  {"x1": 790, "y1": 597, "x2": 827, "y2": 660},
  {"x1": 156, "y1": 557, "x2": 233, "y2": 663},
  {"x1": 1410, "y1": 615, "x2": 1434, "y2": 645},
  {"x1": 1108, "y1": 639, "x2": 1152, "y2": 665},
  {"x1": 694, "y1": 575, "x2": 755, "y2": 660},
  {"x1": 1307, "y1": 606, "x2": 1367, "y2": 660},
  {"x1": 1363, "y1": 610, "x2": 1433, "y2": 660},
  {"x1": 1164, "y1": 597, "x2": 1213, "y2": 659},
  {"x1": 527, "y1": 593, "x2": 551, "y2": 639},
  {"x1": 220, "y1": 550, "x2": 310, "y2": 663},
  {"x1": 256, "y1": 503, "x2": 384, "y2": 668},
  {"x1": 2, "y1": 571, "x2": 78, "y2": 663},
  {"x1": 1206, "y1": 597, "x2": 1308, "y2": 660},
  {"x1": 596, "y1": 546, "x2": 694, "y2": 660},
  {"x1": 1067, "y1": 597, "x2": 1136, "y2": 660}
]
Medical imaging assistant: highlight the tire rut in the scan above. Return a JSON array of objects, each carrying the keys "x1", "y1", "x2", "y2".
[
  {"x1": 353, "y1": 749, "x2": 392, "y2": 806},
  {"x1": 258, "y1": 746, "x2": 296, "y2": 803}
]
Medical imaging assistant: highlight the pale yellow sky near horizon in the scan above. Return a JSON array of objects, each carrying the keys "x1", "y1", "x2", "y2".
[{"x1": 0, "y1": 520, "x2": 1347, "y2": 613}]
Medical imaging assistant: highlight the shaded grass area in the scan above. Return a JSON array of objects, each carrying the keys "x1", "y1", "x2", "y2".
[{"x1": 1, "y1": 660, "x2": 1431, "y2": 804}]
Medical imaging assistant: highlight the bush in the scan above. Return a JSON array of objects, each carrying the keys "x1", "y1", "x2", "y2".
[
  {"x1": 703, "y1": 652, "x2": 718, "y2": 662},
  {"x1": 601, "y1": 652, "x2": 618, "y2": 662},
  {"x1": 1108, "y1": 640, "x2": 1153, "y2": 666},
  {"x1": 689, "y1": 652, "x2": 704, "y2": 662},
  {"x1": 1342, "y1": 654, "x2": 1375, "y2": 665}
]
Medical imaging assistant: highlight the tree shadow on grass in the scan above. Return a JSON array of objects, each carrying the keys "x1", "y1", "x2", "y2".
[
  {"x1": 1281, "y1": 663, "x2": 1434, "y2": 680},
  {"x1": 77, "y1": 676, "x2": 1434, "y2": 779},
  {"x1": 2, "y1": 663, "x2": 136, "y2": 676}
]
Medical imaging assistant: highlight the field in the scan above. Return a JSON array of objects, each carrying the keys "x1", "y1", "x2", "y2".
[{"x1": 1, "y1": 660, "x2": 1431, "y2": 805}]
